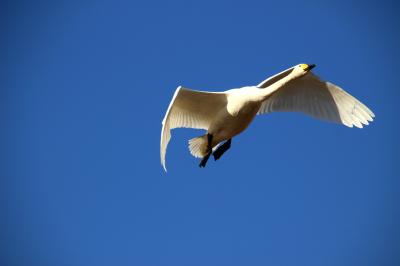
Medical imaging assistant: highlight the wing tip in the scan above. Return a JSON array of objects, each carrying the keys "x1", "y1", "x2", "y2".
[
  {"x1": 342, "y1": 116, "x2": 375, "y2": 129},
  {"x1": 161, "y1": 157, "x2": 168, "y2": 172}
]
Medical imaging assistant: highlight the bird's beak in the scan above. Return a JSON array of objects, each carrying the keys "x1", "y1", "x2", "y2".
[{"x1": 307, "y1": 64, "x2": 316, "y2": 71}]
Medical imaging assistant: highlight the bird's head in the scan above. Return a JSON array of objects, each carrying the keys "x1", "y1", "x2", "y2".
[{"x1": 294, "y1": 63, "x2": 316, "y2": 76}]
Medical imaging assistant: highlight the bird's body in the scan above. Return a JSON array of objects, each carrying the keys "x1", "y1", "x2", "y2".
[
  {"x1": 160, "y1": 64, "x2": 375, "y2": 171},
  {"x1": 209, "y1": 87, "x2": 261, "y2": 144}
]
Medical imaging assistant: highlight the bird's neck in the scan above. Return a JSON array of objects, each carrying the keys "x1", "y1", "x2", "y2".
[{"x1": 257, "y1": 72, "x2": 298, "y2": 101}]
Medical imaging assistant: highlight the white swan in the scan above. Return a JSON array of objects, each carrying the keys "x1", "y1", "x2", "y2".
[{"x1": 160, "y1": 64, "x2": 375, "y2": 171}]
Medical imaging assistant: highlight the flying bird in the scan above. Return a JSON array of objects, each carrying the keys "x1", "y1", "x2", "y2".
[{"x1": 160, "y1": 64, "x2": 375, "y2": 171}]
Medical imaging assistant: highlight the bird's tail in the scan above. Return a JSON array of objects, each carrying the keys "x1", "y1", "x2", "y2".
[{"x1": 188, "y1": 135, "x2": 208, "y2": 158}]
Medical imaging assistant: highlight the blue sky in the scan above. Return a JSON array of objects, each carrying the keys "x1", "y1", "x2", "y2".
[{"x1": 1, "y1": 0, "x2": 399, "y2": 265}]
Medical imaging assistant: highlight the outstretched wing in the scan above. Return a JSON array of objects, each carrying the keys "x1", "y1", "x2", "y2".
[
  {"x1": 257, "y1": 72, "x2": 375, "y2": 128},
  {"x1": 160, "y1": 86, "x2": 227, "y2": 171}
]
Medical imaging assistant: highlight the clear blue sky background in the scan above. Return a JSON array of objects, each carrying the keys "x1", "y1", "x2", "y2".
[{"x1": 1, "y1": 0, "x2": 399, "y2": 265}]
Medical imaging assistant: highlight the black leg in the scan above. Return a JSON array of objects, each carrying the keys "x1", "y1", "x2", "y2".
[
  {"x1": 213, "y1": 139, "x2": 231, "y2": 161},
  {"x1": 199, "y1": 152, "x2": 211, "y2": 167},
  {"x1": 199, "y1": 134, "x2": 213, "y2": 168},
  {"x1": 206, "y1": 133, "x2": 212, "y2": 150}
]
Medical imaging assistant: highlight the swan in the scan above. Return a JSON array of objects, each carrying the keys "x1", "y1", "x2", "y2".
[{"x1": 160, "y1": 64, "x2": 375, "y2": 171}]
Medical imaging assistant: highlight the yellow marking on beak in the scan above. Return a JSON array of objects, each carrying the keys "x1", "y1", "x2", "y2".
[{"x1": 300, "y1": 64, "x2": 309, "y2": 71}]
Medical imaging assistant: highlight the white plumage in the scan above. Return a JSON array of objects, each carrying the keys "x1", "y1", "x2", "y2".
[{"x1": 160, "y1": 64, "x2": 375, "y2": 171}]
